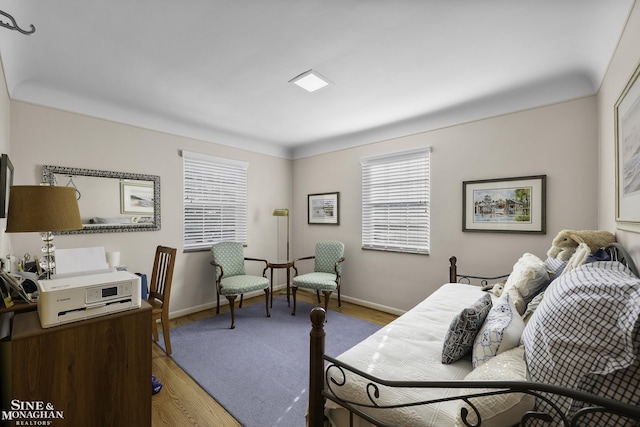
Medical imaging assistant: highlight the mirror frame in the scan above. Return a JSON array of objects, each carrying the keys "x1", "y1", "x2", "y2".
[{"x1": 42, "y1": 165, "x2": 161, "y2": 234}]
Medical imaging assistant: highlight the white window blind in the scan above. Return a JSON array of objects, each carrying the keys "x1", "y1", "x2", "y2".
[
  {"x1": 183, "y1": 150, "x2": 248, "y2": 250},
  {"x1": 361, "y1": 148, "x2": 430, "y2": 254}
]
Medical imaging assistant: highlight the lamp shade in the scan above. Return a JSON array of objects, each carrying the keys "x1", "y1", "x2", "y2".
[
  {"x1": 272, "y1": 209, "x2": 289, "y2": 217},
  {"x1": 5, "y1": 186, "x2": 83, "y2": 232}
]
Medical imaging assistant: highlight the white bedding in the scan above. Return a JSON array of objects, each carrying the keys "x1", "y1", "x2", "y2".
[{"x1": 326, "y1": 283, "x2": 497, "y2": 426}]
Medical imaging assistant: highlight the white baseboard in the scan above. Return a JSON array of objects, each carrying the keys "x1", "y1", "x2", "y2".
[
  {"x1": 167, "y1": 284, "x2": 406, "y2": 319},
  {"x1": 167, "y1": 284, "x2": 287, "y2": 319},
  {"x1": 340, "y1": 295, "x2": 406, "y2": 316}
]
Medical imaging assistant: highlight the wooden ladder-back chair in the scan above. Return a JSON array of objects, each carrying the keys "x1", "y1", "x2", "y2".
[{"x1": 149, "y1": 245, "x2": 177, "y2": 354}]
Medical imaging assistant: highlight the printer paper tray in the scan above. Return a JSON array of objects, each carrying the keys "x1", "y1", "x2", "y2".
[{"x1": 44, "y1": 299, "x2": 136, "y2": 328}]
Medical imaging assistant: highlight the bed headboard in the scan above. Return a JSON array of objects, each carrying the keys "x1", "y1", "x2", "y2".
[
  {"x1": 603, "y1": 242, "x2": 640, "y2": 277},
  {"x1": 449, "y1": 242, "x2": 640, "y2": 284},
  {"x1": 448, "y1": 256, "x2": 509, "y2": 285}
]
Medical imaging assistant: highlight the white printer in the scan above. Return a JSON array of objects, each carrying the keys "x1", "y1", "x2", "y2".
[{"x1": 37, "y1": 270, "x2": 141, "y2": 328}]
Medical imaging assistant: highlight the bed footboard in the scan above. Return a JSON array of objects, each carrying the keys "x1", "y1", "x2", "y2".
[{"x1": 309, "y1": 307, "x2": 640, "y2": 427}]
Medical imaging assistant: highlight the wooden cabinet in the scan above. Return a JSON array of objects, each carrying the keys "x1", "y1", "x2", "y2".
[{"x1": 3, "y1": 303, "x2": 151, "y2": 426}]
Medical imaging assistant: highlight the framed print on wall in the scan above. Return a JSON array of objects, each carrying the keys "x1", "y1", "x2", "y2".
[
  {"x1": 615, "y1": 59, "x2": 640, "y2": 233},
  {"x1": 463, "y1": 175, "x2": 546, "y2": 234},
  {"x1": 308, "y1": 192, "x2": 340, "y2": 225},
  {"x1": 0, "y1": 154, "x2": 13, "y2": 218},
  {"x1": 120, "y1": 182, "x2": 154, "y2": 214}
]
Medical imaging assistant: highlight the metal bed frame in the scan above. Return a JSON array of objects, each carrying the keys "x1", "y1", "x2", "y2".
[{"x1": 307, "y1": 243, "x2": 640, "y2": 427}]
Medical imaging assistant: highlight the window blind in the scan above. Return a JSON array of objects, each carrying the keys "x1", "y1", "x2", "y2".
[
  {"x1": 183, "y1": 150, "x2": 248, "y2": 250},
  {"x1": 361, "y1": 148, "x2": 430, "y2": 254}
]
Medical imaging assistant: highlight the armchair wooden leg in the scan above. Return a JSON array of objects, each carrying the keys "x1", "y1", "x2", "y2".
[
  {"x1": 337, "y1": 285, "x2": 342, "y2": 308},
  {"x1": 161, "y1": 313, "x2": 172, "y2": 355},
  {"x1": 239, "y1": 294, "x2": 244, "y2": 309},
  {"x1": 226, "y1": 295, "x2": 237, "y2": 329},
  {"x1": 291, "y1": 286, "x2": 298, "y2": 316},
  {"x1": 216, "y1": 289, "x2": 221, "y2": 314},
  {"x1": 322, "y1": 291, "x2": 332, "y2": 312},
  {"x1": 316, "y1": 290, "x2": 321, "y2": 303},
  {"x1": 264, "y1": 288, "x2": 271, "y2": 318}
]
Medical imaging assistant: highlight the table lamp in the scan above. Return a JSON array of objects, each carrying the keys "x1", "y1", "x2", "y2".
[
  {"x1": 5, "y1": 185, "x2": 83, "y2": 279},
  {"x1": 272, "y1": 208, "x2": 289, "y2": 261}
]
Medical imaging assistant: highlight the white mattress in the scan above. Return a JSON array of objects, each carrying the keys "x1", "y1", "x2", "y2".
[{"x1": 326, "y1": 283, "x2": 495, "y2": 426}]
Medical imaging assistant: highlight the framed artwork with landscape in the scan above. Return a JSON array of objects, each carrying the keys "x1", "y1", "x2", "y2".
[
  {"x1": 308, "y1": 192, "x2": 340, "y2": 225},
  {"x1": 463, "y1": 175, "x2": 546, "y2": 234},
  {"x1": 615, "y1": 59, "x2": 640, "y2": 233}
]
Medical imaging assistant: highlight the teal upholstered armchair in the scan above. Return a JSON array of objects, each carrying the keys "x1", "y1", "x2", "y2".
[
  {"x1": 291, "y1": 240, "x2": 345, "y2": 316},
  {"x1": 210, "y1": 242, "x2": 270, "y2": 329}
]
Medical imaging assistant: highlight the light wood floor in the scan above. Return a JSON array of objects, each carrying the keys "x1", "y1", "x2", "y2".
[{"x1": 151, "y1": 290, "x2": 398, "y2": 427}]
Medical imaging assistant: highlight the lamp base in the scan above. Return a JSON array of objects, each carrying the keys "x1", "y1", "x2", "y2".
[{"x1": 39, "y1": 231, "x2": 56, "y2": 279}]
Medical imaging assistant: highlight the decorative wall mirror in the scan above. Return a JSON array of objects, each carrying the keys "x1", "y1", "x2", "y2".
[{"x1": 42, "y1": 165, "x2": 160, "y2": 234}]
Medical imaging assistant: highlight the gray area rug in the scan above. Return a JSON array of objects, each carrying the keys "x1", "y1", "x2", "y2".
[{"x1": 158, "y1": 297, "x2": 381, "y2": 427}]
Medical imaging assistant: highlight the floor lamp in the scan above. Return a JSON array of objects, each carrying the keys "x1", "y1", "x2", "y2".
[
  {"x1": 272, "y1": 208, "x2": 289, "y2": 261},
  {"x1": 5, "y1": 185, "x2": 83, "y2": 279}
]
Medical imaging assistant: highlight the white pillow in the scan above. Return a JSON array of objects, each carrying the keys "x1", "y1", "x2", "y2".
[
  {"x1": 455, "y1": 346, "x2": 535, "y2": 427},
  {"x1": 472, "y1": 293, "x2": 525, "y2": 368},
  {"x1": 503, "y1": 253, "x2": 549, "y2": 312}
]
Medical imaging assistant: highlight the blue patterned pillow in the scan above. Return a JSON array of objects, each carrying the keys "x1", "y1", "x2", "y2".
[
  {"x1": 441, "y1": 293, "x2": 492, "y2": 364},
  {"x1": 472, "y1": 293, "x2": 525, "y2": 368}
]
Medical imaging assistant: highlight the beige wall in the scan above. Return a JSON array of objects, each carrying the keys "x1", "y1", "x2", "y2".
[
  {"x1": 598, "y1": 0, "x2": 640, "y2": 261},
  {"x1": 7, "y1": 96, "x2": 601, "y2": 316},
  {"x1": 0, "y1": 58, "x2": 11, "y2": 261},
  {"x1": 293, "y1": 97, "x2": 599, "y2": 312},
  {"x1": 9, "y1": 101, "x2": 293, "y2": 317}
]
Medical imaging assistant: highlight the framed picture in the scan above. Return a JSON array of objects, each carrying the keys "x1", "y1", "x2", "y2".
[
  {"x1": 463, "y1": 175, "x2": 546, "y2": 234},
  {"x1": 120, "y1": 182, "x2": 154, "y2": 214},
  {"x1": 0, "y1": 154, "x2": 13, "y2": 218},
  {"x1": 615, "y1": 60, "x2": 640, "y2": 232},
  {"x1": 308, "y1": 192, "x2": 340, "y2": 225}
]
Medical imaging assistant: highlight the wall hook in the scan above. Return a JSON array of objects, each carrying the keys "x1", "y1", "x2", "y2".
[{"x1": 0, "y1": 10, "x2": 35, "y2": 35}]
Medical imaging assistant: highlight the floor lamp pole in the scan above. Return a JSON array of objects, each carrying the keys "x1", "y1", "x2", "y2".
[{"x1": 273, "y1": 208, "x2": 290, "y2": 262}]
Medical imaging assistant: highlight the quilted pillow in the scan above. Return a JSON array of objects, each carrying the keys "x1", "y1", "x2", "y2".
[
  {"x1": 502, "y1": 253, "x2": 549, "y2": 310},
  {"x1": 455, "y1": 346, "x2": 535, "y2": 427},
  {"x1": 472, "y1": 293, "x2": 524, "y2": 368},
  {"x1": 521, "y1": 261, "x2": 640, "y2": 421},
  {"x1": 442, "y1": 293, "x2": 492, "y2": 364}
]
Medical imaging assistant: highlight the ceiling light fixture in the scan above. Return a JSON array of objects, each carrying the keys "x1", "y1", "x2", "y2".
[{"x1": 289, "y1": 69, "x2": 330, "y2": 93}]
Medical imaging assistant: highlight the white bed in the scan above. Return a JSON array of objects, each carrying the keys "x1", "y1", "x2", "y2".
[
  {"x1": 308, "y1": 243, "x2": 640, "y2": 427},
  {"x1": 326, "y1": 283, "x2": 494, "y2": 426}
]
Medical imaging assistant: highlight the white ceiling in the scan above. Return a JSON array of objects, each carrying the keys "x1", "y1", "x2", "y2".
[{"x1": 0, "y1": 1, "x2": 634, "y2": 159}]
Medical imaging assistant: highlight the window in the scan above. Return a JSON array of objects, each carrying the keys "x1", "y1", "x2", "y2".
[
  {"x1": 183, "y1": 150, "x2": 248, "y2": 250},
  {"x1": 361, "y1": 148, "x2": 430, "y2": 254}
]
